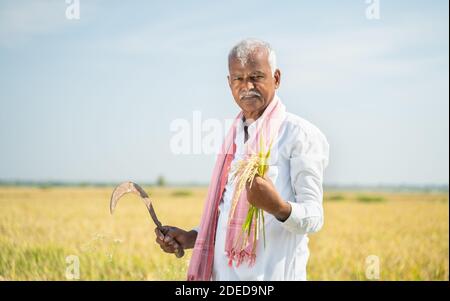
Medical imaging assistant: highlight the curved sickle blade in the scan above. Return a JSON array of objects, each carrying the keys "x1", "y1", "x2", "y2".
[
  {"x1": 110, "y1": 181, "x2": 162, "y2": 229},
  {"x1": 109, "y1": 181, "x2": 184, "y2": 258}
]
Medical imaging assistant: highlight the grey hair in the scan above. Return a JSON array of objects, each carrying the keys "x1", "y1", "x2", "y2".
[{"x1": 228, "y1": 38, "x2": 277, "y2": 75}]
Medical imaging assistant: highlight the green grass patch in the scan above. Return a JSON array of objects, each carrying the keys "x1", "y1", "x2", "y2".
[
  {"x1": 171, "y1": 190, "x2": 193, "y2": 197},
  {"x1": 356, "y1": 195, "x2": 385, "y2": 203},
  {"x1": 327, "y1": 194, "x2": 345, "y2": 201}
]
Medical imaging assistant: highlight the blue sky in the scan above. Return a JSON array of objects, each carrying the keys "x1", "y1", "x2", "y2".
[{"x1": 0, "y1": 0, "x2": 448, "y2": 185}]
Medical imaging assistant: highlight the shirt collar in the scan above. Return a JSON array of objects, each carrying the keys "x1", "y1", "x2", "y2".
[{"x1": 237, "y1": 114, "x2": 264, "y2": 142}]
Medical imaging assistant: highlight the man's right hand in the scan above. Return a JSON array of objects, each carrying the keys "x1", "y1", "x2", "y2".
[{"x1": 155, "y1": 226, "x2": 197, "y2": 255}]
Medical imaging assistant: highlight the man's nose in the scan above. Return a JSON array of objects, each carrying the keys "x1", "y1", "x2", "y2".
[{"x1": 243, "y1": 78, "x2": 255, "y2": 90}]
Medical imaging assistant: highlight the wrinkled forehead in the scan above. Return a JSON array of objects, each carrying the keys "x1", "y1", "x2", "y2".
[{"x1": 228, "y1": 48, "x2": 271, "y2": 74}]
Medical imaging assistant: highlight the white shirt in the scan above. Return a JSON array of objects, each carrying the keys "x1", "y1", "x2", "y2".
[{"x1": 193, "y1": 111, "x2": 330, "y2": 281}]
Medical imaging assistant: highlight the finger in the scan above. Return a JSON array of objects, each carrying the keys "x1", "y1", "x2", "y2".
[
  {"x1": 155, "y1": 237, "x2": 164, "y2": 246},
  {"x1": 160, "y1": 225, "x2": 172, "y2": 235},
  {"x1": 170, "y1": 240, "x2": 183, "y2": 252},
  {"x1": 160, "y1": 244, "x2": 169, "y2": 253},
  {"x1": 156, "y1": 234, "x2": 173, "y2": 247},
  {"x1": 161, "y1": 226, "x2": 183, "y2": 250},
  {"x1": 155, "y1": 232, "x2": 165, "y2": 245},
  {"x1": 160, "y1": 244, "x2": 175, "y2": 253},
  {"x1": 157, "y1": 235, "x2": 179, "y2": 252},
  {"x1": 254, "y1": 174, "x2": 264, "y2": 183},
  {"x1": 164, "y1": 236, "x2": 181, "y2": 250},
  {"x1": 162, "y1": 245, "x2": 174, "y2": 253},
  {"x1": 160, "y1": 233, "x2": 181, "y2": 250},
  {"x1": 156, "y1": 237, "x2": 175, "y2": 250},
  {"x1": 175, "y1": 248, "x2": 185, "y2": 258},
  {"x1": 154, "y1": 228, "x2": 164, "y2": 240},
  {"x1": 172, "y1": 239, "x2": 183, "y2": 252},
  {"x1": 159, "y1": 242, "x2": 169, "y2": 251},
  {"x1": 249, "y1": 174, "x2": 262, "y2": 186},
  {"x1": 164, "y1": 233, "x2": 176, "y2": 243}
]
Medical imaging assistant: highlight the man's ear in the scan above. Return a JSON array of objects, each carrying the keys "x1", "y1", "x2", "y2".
[
  {"x1": 274, "y1": 69, "x2": 281, "y2": 89},
  {"x1": 227, "y1": 75, "x2": 231, "y2": 88}
]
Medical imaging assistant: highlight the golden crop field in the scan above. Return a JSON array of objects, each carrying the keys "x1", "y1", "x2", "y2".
[{"x1": 0, "y1": 186, "x2": 448, "y2": 281}]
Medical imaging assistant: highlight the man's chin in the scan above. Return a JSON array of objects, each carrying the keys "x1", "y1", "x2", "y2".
[
  {"x1": 240, "y1": 97, "x2": 262, "y2": 108},
  {"x1": 241, "y1": 101, "x2": 259, "y2": 110},
  {"x1": 240, "y1": 103, "x2": 265, "y2": 116}
]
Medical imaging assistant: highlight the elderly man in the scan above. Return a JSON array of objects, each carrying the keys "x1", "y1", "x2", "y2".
[{"x1": 155, "y1": 38, "x2": 329, "y2": 281}]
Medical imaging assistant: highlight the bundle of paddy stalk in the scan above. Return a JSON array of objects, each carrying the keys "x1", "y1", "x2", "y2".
[{"x1": 230, "y1": 136, "x2": 272, "y2": 249}]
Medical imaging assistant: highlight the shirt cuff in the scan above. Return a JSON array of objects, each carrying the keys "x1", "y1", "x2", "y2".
[{"x1": 279, "y1": 201, "x2": 305, "y2": 233}]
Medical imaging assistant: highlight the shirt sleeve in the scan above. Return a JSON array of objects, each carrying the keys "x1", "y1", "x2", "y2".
[{"x1": 280, "y1": 124, "x2": 330, "y2": 235}]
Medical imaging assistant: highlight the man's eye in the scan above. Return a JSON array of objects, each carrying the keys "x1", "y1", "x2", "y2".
[
  {"x1": 234, "y1": 77, "x2": 243, "y2": 81},
  {"x1": 251, "y1": 75, "x2": 264, "y2": 81}
]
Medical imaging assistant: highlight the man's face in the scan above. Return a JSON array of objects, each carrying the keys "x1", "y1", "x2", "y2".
[{"x1": 228, "y1": 49, "x2": 281, "y2": 120}]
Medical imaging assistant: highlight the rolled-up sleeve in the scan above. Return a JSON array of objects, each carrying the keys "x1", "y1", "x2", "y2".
[{"x1": 280, "y1": 125, "x2": 330, "y2": 235}]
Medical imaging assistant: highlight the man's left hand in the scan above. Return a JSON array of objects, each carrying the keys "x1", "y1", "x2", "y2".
[{"x1": 246, "y1": 175, "x2": 292, "y2": 222}]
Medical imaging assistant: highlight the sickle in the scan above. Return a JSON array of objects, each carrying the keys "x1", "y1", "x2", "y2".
[{"x1": 109, "y1": 181, "x2": 184, "y2": 258}]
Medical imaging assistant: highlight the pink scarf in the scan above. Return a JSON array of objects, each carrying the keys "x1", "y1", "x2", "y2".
[{"x1": 187, "y1": 95, "x2": 286, "y2": 281}]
